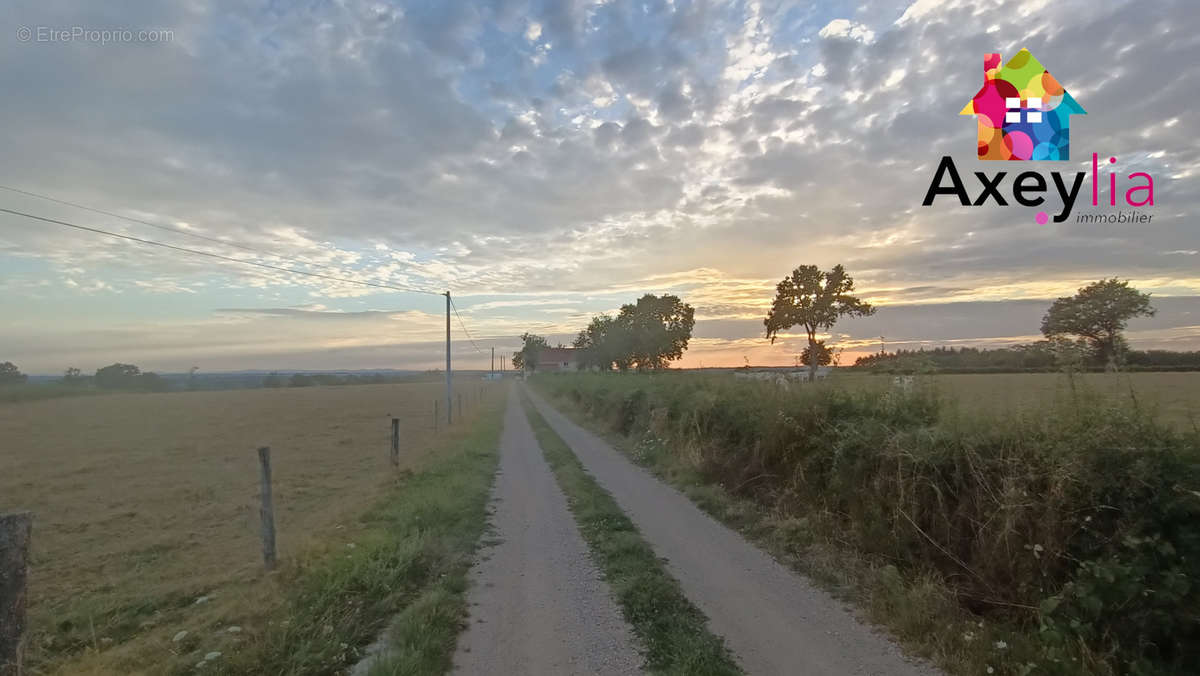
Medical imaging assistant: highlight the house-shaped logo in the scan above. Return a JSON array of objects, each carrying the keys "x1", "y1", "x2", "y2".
[{"x1": 960, "y1": 49, "x2": 1085, "y2": 161}]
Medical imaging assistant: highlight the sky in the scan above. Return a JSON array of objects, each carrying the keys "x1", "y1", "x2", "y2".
[{"x1": 1, "y1": 0, "x2": 1197, "y2": 374}]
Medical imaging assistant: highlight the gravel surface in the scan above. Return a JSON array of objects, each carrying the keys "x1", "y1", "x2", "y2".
[
  {"x1": 452, "y1": 389, "x2": 643, "y2": 675},
  {"x1": 526, "y1": 386, "x2": 943, "y2": 676}
]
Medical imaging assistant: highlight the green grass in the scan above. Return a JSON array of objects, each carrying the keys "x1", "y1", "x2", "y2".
[
  {"x1": 534, "y1": 373, "x2": 1200, "y2": 676},
  {"x1": 519, "y1": 391, "x2": 742, "y2": 676},
  {"x1": 209, "y1": 399, "x2": 505, "y2": 676}
]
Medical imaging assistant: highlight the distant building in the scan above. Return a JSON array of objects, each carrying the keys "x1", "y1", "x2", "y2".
[{"x1": 535, "y1": 347, "x2": 578, "y2": 372}]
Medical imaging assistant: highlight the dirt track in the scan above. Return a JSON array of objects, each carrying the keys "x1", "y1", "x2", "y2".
[
  {"x1": 452, "y1": 389, "x2": 642, "y2": 675},
  {"x1": 525, "y1": 385, "x2": 940, "y2": 676}
]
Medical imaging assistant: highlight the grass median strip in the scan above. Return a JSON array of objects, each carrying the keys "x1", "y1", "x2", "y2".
[
  {"x1": 215, "y1": 400, "x2": 505, "y2": 676},
  {"x1": 519, "y1": 390, "x2": 742, "y2": 676}
]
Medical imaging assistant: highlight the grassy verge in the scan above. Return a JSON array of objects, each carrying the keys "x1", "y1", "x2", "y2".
[
  {"x1": 206, "y1": 397, "x2": 505, "y2": 676},
  {"x1": 540, "y1": 400, "x2": 992, "y2": 673},
  {"x1": 519, "y1": 390, "x2": 741, "y2": 676},
  {"x1": 533, "y1": 373, "x2": 1200, "y2": 676}
]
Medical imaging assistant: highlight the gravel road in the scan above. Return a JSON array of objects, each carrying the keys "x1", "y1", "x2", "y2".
[
  {"x1": 525, "y1": 385, "x2": 942, "y2": 676},
  {"x1": 452, "y1": 389, "x2": 643, "y2": 675}
]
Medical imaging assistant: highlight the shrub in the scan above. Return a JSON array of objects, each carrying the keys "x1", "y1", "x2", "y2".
[
  {"x1": 0, "y1": 361, "x2": 27, "y2": 385},
  {"x1": 94, "y1": 363, "x2": 169, "y2": 391}
]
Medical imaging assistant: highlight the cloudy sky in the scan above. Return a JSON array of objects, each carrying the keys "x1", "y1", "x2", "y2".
[{"x1": 1, "y1": 0, "x2": 1197, "y2": 373}]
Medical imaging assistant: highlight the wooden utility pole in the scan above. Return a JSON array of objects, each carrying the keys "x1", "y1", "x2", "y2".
[
  {"x1": 1, "y1": 511, "x2": 31, "y2": 676},
  {"x1": 257, "y1": 447, "x2": 276, "y2": 570},
  {"x1": 445, "y1": 292, "x2": 452, "y2": 427}
]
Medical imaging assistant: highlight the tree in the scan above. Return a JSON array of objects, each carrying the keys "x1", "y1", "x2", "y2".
[
  {"x1": 94, "y1": 363, "x2": 169, "y2": 391},
  {"x1": 63, "y1": 367, "x2": 84, "y2": 384},
  {"x1": 0, "y1": 361, "x2": 27, "y2": 385},
  {"x1": 764, "y1": 264, "x2": 875, "y2": 381},
  {"x1": 573, "y1": 314, "x2": 630, "y2": 371},
  {"x1": 1041, "y1": 278, "x2": 1155, "y2": 369},
  {"x1": 615, "y1": 294, "x2": 695, "y2": 371},
  {"x1": 513, "y1": 332, "x2": 548, "y2": 373},
  {"x1": 95, "y1": 363, "x2": 142, "y2": 389},
  {"x1": 262, "y1": 372, "x2": 284, "y2": 388},
  {"x1": 800, "y1": 340, "x2": 833, "y2": 368},
  {"x1": 138, "y1": 372, "x2": 169, "y2": 392}
]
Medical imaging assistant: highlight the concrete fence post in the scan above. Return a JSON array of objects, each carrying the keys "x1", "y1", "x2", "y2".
[
  {"x1": 1, "y1": 511, "x2": 32, "y2": 676},
  {"x1": 257, "y1": 447, "x2": 276, "y2": 570}
]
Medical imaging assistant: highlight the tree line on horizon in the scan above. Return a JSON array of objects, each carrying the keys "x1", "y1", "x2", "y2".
[
  {"x1": 856, "y1": 278, "x2": 1171, "y2": 372},
  {"x1": 513, "y1": 293, "x2": 697, "y2": 373},
  {"x1": 0, "y1": 275, "x2": 1184, "y2": 389},
  {"x1": 508, "y1": 271, "x2": 1179, "y2": 378},
  {"x1": 853, "y1": 345, "x2": 1200, "y2": 373},
  {"x1": 0, "y1": 362, "x2": 434, "y2": 391},
  {"x1": 0, "y1": 362, "x2": 171, "y2": 391},
  {"x1": 512, "y1": 265, "x2": 881, "y2": 381}
]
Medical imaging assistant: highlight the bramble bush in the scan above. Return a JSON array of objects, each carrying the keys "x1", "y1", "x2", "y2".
[{"x1": 537, "y1": 373, "x2": 1200, "y2": 674}]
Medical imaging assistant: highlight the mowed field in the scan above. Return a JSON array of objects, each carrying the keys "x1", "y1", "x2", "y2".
[
  {"x1": 0, "y1": 379, "x2": 495, "y2": 674},
  {"x1": 829, "y1": 371, "x2": 1200, "y2": 430}
]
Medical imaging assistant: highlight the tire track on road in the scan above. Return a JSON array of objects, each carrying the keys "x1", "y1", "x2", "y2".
[
  {"x1": 525, "y1": 385, "x2": 941, "y2": 676},
  {"x1": 452, "y1": 388, "x2": 642, "y2": 675}
]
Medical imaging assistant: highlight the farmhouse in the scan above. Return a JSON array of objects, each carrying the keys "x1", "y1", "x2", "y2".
[{"x1": 536, "y1": 347, "x2": 579, "y2": 372}]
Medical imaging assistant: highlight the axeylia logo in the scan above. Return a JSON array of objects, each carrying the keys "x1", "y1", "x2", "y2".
[
  {"x1": 959, "y1": 49, "x2": 1085, "y2": 161},
  {"x1": 923, "y1": 48, "x2": 1155, "y2": 225}
]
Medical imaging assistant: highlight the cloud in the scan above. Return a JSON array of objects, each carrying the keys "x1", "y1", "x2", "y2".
[
  {"x1": 1, "y1": 0, "x2": 1197, "y2": 370},
  {"x1": 818, "y1": 19, "x2": 875, "y2": 43},
  {"x1": 525, "y1": 20, "x2": 543, "y2": 42}
]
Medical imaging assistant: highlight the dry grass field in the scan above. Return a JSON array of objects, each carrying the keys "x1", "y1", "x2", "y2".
[
  {"x1": 937, "y1": 372, "x2": 1200, "y2": 429},
  {"x1": 0, "y1": 379, "x2": 497, "y2": 674},
  {"x1": 848, "y1": 372, "x2": 1200, "y2": 430}
]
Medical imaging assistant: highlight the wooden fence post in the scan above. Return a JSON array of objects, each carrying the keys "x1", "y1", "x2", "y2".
[
  {"x1": 433, "y1": 400, "x2": 439, "y2": 433},
  {"x1": 1, "y1": 511, "x2": 32, "y2": 676},
  {"x1": 257, "y1": 447, "x2": 276, "y2": 570},
  {"x1": 457, "y1": 393, "x2": 463, "y2": 421},
  {"x1": 390, "y1": 418, "x2": 400, "y2": 467}
]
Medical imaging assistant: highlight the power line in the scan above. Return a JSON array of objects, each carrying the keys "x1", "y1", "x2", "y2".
[
  {"x1": 0, "y1": 184, "x2": 441, "y2": 295},
  {"x1": 0, "y1": 183, "x2": 273, "y2": 256},
  {"x1": 1, "y1": 195, "x2": 495, "y2": 352},
  {"x1": 449, "y1": 295, "x2": 486, "y2": 354},
  {"x1": 0, "y1": 207, "x2": 443, "y2": 296},
  {"x1": 2, "y1": 198, "x2": 496, "y2": 417}
]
